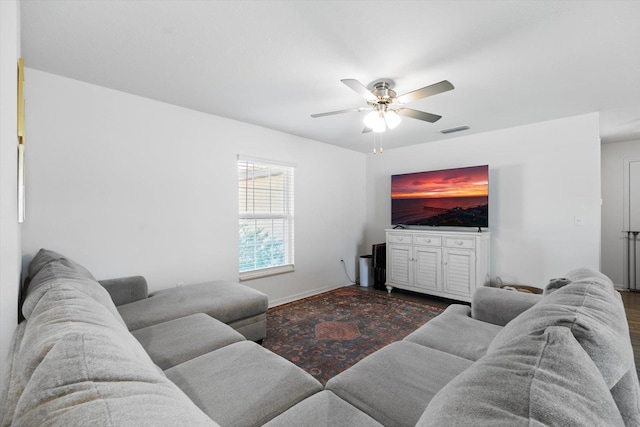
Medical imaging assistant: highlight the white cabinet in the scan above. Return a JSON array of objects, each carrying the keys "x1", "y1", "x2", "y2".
[{"x1": 385, "y1": 229, "x2": 490, "y2": 302}]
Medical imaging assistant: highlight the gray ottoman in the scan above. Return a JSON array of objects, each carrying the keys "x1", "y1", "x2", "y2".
[
  {"x1": 326, "y1": 341, "x2": 473, "y2": 427},
  {"x1": 131, "y1": 313, "x2": 245, "y2": 370},
  {"x1": 264, "y1": 390, "x2": 384, "y2": 427},
  {"x1": 165, "y1": 341, "x2": 323, "y2": 427}
]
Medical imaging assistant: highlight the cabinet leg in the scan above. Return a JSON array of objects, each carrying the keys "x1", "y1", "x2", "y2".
[{"x1": 385, "y1": 285, "x2": 393, "y2": 294}]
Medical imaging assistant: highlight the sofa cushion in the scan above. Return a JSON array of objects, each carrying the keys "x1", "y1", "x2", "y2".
[
  {"x1": 263, "y1": 390, "x2": 383, "y2": 427},
  {"x1": 227, "y1": 312, "x2": 267, "y2": 342},
  {"x1": 28, "y1": 248, "x2": 95, "y2": 280},
  {"x1": 99, "y1": 275, "x2": 149, "y2": 306},
  {"x1": 12, "y1": 331, "x2": 218, "y2": 427},
  {"x1": 610, "y1": 368, "x2": 640, "y2": 426},
  {"x1": 165, "y1": 341, "x2": 322, "y2": 427},
  {"x1": 404, "y1": 304, "x2": 502, "y2": 361},
  {"x1": 117, "y1": 280, "x2": 268, "y2": 332},
  {"x1": 565, "y1": 266, "x2": 614, "y2": 284},
  {"x1": 325, "y1": 341, "x2": 473, "y2": 427},
  {"x1": 131, "y1": 313, "x2": 245, "y2": 370},
  {"x1": 18, "y1": 284, "x2": 148, "y2": 385},
  {"x1": 23, "y1": 260, "x2": 125, "y2": 326},
  {"x1": 417, "y1": 327, "x2": 624, "y2": 427},
  {"x1": 0, "y1": 323, "x2": 27, "y2": 427},
  {"x1": 488, "y1": 273, "x2": 634, "y2": 388},
  {"x1": 471, "y1": 286, "x2": 542, "y2": 326}
]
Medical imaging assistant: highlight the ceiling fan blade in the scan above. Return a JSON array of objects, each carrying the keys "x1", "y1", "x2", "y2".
[
  {"x1": 311, "y1": 107, "x2": 371, "y2": 118},
  {"x1": 341, "y1": 79, "x2": 378, "y2": 102},
  {"x1": 396, "y1": 108, "x2": 442, "y2": 123},
  {"x1": 396, "y1": 80, "x2": 454, "y2": 104}
]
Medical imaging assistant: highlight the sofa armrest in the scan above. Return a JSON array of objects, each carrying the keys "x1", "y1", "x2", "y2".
[
  {"x1": 471, "y1": 286, "x2": 542, "y2": 326},
  {"x1": 99, "y1": 276, "x2": 148, "y2": 306}
]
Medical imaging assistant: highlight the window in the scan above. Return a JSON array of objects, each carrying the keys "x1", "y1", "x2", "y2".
[{"x1": 238, "y1": 156, "x2": 294, "y2": 280}]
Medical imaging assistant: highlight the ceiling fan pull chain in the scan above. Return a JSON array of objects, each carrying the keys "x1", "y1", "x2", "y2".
[{"x1": 372, "y1": 133, "x2": 383, "y2": 154}]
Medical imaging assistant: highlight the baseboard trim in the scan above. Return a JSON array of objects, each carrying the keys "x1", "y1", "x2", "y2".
[{"x1": 268, "y1": 282, "x2": 354, "y2": 308}]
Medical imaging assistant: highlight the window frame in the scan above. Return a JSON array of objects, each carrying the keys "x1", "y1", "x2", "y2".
[{"x1": 237, "y1": 155, "x2": 295, "y2": 281}]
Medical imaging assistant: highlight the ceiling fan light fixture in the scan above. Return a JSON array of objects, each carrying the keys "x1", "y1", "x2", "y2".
[
  {"x1": 385, "y1": 110, "x2": 401, "y2": 129},
  {"x1": 364, "y1": 110, "x2": 386, "y2": 132},
  {"x1": 372, "y1": 120, "x2": 386, "y2": 133}
]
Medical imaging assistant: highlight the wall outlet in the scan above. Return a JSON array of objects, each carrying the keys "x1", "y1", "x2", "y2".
[{"x1": 574, "y1": 216, "x2": 584, "y2": 226}]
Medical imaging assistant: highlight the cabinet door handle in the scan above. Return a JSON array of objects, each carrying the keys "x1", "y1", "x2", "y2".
[
  {"x1": 426, "y1": 239, "x2": 431, "y2": 243},
  {"x1": 398, "y1": 237, "x2": 404, "y2": 241},
  {"x1": 456, "y1": 240, "x2": 463, "y2": 245}
]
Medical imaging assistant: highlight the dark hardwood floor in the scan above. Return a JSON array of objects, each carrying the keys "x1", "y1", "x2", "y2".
[
  {"x1": 353, "y1": 284, "x2": 640, "y2": 376},
  {"x1": 620, "y1": 290, "x2": 640, "y2": 376}
]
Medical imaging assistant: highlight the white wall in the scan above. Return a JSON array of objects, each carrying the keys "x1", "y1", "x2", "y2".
[
  {"x1": 0, "y1": 0, "x2": 22, "y2": 391},
  {"x1": 18, "y1": 68, "x2": 605, "y2": 305},
  {"x1": 601, "y1": 139, "x2": 640, "y2": 287},
  {"x1": 22, "y1": 69, "x2": 366, "y2": 305},
  {"x1": 365, "y1": 113, "x2": 602, "y2": 287}
]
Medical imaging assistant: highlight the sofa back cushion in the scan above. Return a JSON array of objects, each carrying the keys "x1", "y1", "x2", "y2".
[
  {"x1": 18, "y1": 284, "x2": 149, "y2": 386},
  {"x1": 486, "y1": 269, "x2": 640, "y2": 423},
  {"x1": 12, "y1": 330, "x2": 218, "y2": 427},
  {"x1": 487, "y1": 271, "x2": 633, "y2": 389},
  {"x1": 610, "y1": 369, "x2": 640, "y2": 426},
  {"x1": 417, "y1": 327, "x2": 624, "y2": 427},
  {"x1": 22, "y1": 260, "x2": 125, "y2": 326},
  {"x1": 28, "y1": 248, "x2": 95, "y2": 281}
]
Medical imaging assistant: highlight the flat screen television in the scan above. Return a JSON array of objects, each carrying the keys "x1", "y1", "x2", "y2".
[{"x1": 391, "y1": 165, "x2": 489, "y2": 228}]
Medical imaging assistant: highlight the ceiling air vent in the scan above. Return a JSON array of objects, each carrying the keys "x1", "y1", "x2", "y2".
[{"x1": 440, "y1": 125, "x2": 470, "y2": 135}]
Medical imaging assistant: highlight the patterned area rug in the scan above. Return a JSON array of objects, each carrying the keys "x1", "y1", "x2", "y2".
[{"x1": 262, "y1": 287, "x2": 444, "y2": 385}]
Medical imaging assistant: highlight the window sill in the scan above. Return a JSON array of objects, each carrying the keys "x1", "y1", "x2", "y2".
[{"x1": 239, "y1": 265, "x2": 295, "y2": 281}]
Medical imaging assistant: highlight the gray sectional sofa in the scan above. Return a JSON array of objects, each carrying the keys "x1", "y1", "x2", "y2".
[{"x1": 2, "y1": 248, "x2": 639, "y2": 426}]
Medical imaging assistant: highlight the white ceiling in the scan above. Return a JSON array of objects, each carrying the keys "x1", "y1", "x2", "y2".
[{"x1": 20, "y1": 0, "x2": 640, "y2": 153}]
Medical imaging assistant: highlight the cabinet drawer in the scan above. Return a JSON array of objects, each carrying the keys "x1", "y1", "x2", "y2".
[
  {"x1": 414, "y1": 235, "x2": 442, "y2": 247},
  {"x1": 445, "y1": 237, "x2": 475, "y2": 249},
  {"x1": 388, "y1": 233, "x2": 411, "y2": 244}
]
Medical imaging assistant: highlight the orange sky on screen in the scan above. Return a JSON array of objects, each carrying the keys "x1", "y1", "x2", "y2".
[{"x1": 392, "y1": 166, "x2": 488, "y2": 199}]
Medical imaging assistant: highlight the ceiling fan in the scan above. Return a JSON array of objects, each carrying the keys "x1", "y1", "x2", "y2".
[{"x1": 311, "y1": 79, "x2": 454, "y2": 133}]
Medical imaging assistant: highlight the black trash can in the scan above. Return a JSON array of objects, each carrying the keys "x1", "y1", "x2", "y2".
[{"x1": 372, "y1": 243, "x2": 386, "y2": 290}]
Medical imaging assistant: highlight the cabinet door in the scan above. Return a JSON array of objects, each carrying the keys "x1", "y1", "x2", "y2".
[
  {"x1": 414, "y1": 246, "x2": 442, "y2": 292},
  {"x1": 443, "y1": 248, "x2": 476, "y2": 297},
  {"x1": 387, "y1": 244, "x2": 412, "y2": 287}
]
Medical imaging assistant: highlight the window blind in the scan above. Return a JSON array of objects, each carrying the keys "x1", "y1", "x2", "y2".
[{"x1": 238, "y1": 157, "x2": 294, "y2": 279}]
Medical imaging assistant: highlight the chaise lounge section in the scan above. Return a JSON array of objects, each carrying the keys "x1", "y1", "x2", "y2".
[{"x1": 110, "y1": 278, "x2": 268, "y2": 342}]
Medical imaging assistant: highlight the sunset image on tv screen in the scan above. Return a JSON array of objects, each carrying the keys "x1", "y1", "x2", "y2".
[{"x1": 391, "y1": 165, "x2": 488, "y2": 227}]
